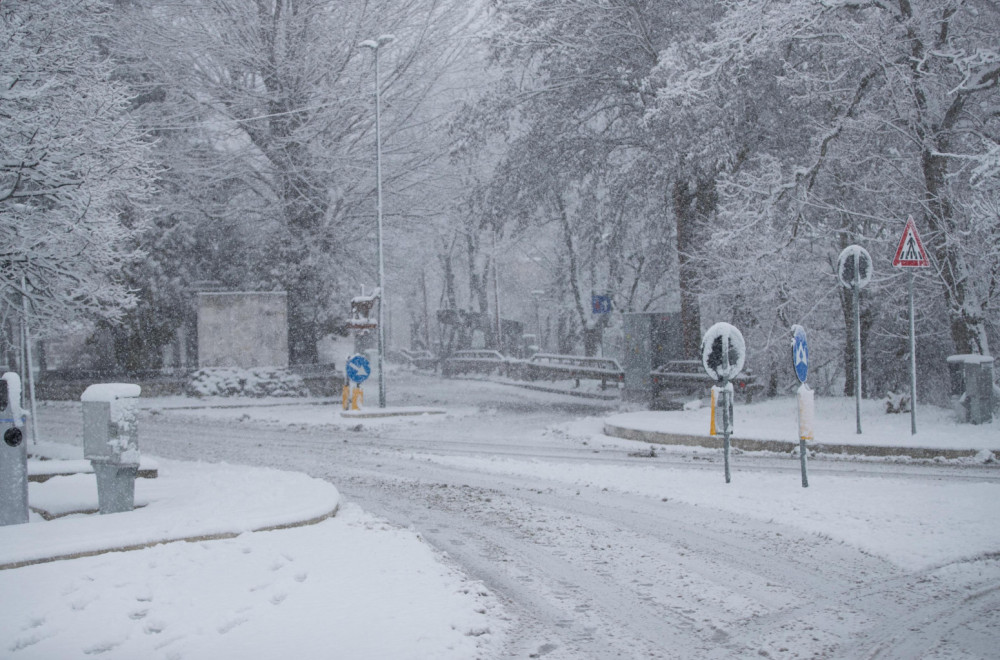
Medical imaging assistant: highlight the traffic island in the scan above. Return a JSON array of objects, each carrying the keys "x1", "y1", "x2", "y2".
[
  {"x1": 602, "y1": 421, "x2": 983, "y2": 459},
  {"x1": 603, "y1": 398, "x2": 998, "y2": 461},
  {"x1": 3, "y1": 458, "x2": 340, "y2": 571},
  {"x1": 340, "y1": 407, "x2": 446, "y2": 419}
]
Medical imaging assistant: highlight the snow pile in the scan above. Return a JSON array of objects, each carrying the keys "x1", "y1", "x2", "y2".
[
  {"x1": 1, "y1": 460, "x2": 503, "y2": 660},
  {"x1": 186, "y1": 368, "x2": 310, "y2": 398},
  {"x1": 81, "y1": 383, "x2": 141, "y2": 465},
  {"x1": 2, "y1": 371, "x2": 27, "y2": 423},
  {"x1": 80, "y1": 383, "x2": 142, "y2": 402}
]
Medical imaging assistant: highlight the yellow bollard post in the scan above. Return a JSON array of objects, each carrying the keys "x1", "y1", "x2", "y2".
[
  {"x1": 342, "y1": 384, "x2": 350, "y2": 411},
  {"x1": 351, "y1": 386, "x2": 364, "y2": 411},
  {"x1": 709, "y1": 386, "x2": 718, "y2": 436}
]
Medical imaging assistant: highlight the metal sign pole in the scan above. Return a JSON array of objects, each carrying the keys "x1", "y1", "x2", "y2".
[
  {"x1": 838, "y1": 245, "x2": 871, "y2": 436},
  {"x1": 21, "y1": 277, "x2": 38, "y2": 444},
  {"x1": 909, "y1": 271, "x2": 917, "y2": 434},
  {"x1": 891, "y1": 216, "x2": 929, "y2": 433},
  {"x1": 854, "y1": 280, "x2": 862, "y2": 435},
  {"x1": 722, "y1": 382, "x2": 731, "y2": 484},
  {"x1": 800, "y1": 436, "x2": 809, "y2": 487},
  {"x1": 791, "y1": 325, "x2": 811, "y2": 488}
]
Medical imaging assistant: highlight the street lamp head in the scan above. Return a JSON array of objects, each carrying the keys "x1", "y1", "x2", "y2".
[{"x1": 359, "y1": 34, "x2": 395, "y2": 50}]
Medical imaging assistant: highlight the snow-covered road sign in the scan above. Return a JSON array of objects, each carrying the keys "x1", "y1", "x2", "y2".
[
  {"x1": 791, "y1": 325, "x2": 808, "y2": 383},
  {"x1": 701, "y1": 322, "x2": 746, "y2": 382},
  {"x1": 892, "y1": 216, "x2": 929, "y2": 268},
  {"x1": 837, "y1": 245, "x2": 872, "y2": 289},
  {"x1": 346, "y1": 354, "x2": 371, "y2": 384}
]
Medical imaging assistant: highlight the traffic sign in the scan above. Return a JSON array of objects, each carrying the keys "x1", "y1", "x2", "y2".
[
  {"x1": 837, "y1": 245, "x2": 873, "y2": 289},
  {"x1": 345, "y1": 354, "x2": 371, "y2": 384},
  {"x1": 892, "y1": 216, "x2": 929, "y2": 267},
  {"x1": 701, "y1": 322, "x2": 746, "y2": 382},
  {"x1": 591, "y1": 294, "x2": 612, "y2": 315},
  {"x1": 791, "y1": 325, "x2": 808, "y2": 383}
]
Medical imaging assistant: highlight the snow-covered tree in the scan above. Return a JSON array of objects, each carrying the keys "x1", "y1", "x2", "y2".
[
  {"x1": 460, "y1": 0, "x2": 715, "y2": 356},
  {"x1": 648, "y1": 0, "x2": 1000, "y2": 394},
  {"x1": 0, "y1": 0, "x2": 155, "y2": 355},
  {"x1": 114, "y1": 0, "x2": 478, "y2": 363}
]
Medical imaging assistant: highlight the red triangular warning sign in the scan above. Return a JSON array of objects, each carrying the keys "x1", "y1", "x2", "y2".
[{"x1": 892, "y1": 216, "x2": 929, "y2": 267}]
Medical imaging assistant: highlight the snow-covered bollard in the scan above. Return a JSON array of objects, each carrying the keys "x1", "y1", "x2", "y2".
[
  {"x1": 82, "y1": 383, "x2": 141, "y2": 515},
  {"x1": 797, "y1": 384, "x2": 814, "y2": 488},
  {"x1": 1, "y1": 372, "x2": 28, "y2": 526}
]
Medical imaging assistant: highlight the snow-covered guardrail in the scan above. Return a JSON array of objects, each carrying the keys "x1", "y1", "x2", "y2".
[
  {"x1": 650, "y1": 359, "x2": 759, "y2": 403},
  {"x1": 515, "y1": 353, "x2": 623, "y2": 389},
  {"x1": 441, "y1": 350, "x2": 508, "y2": 377}
]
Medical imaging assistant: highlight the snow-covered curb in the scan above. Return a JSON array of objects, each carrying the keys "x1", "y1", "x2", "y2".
[
  {"x1": 605, "y1": 394, "x2": 1000, "y2": 456},
  {"x1": 3, "y1": 459, "x2": 340, "y2": 569}
]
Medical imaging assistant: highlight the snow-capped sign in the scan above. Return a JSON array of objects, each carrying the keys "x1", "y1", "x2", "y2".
[
  {"x1": 837, "y1": 245, "x2": 873, "y2": 289},
  {"x1": 891, "y1": 216, "x2": 929, "y2": 268},
  {"x1": 701, "y1": 322, "x2": 746, "y2": 382},
  {"x1": 345, "y1": 354, "x2": 371, "y2": 384},
  {"x1": 591, "y1": 294, "x2": 612, "y2": 315},
  {"x1": 791, "y1": 325, "x2": 808, "y2": 383},
  {"x1": 348, "y1": 290, "x2": 380, "y2": 330}
]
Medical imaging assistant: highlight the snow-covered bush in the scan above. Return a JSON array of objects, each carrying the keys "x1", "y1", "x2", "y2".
[{"x1": 185, "y1": 368, "x2": 310, "y2": 398}]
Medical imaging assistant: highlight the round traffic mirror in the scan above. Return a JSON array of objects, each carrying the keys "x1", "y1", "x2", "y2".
[
  {"x1": 701, "y1": 322, "x2": 746, "y2": 382},
  {"x1": 837, "y1": 245, "x2": 873, "y2": 289}
]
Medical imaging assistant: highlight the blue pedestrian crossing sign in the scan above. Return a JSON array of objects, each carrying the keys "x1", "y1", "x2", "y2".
[
  {"x1": 345, "y1": 354, "x2": 371, "y2": 384},
  {"x1": 591, "y1": 294, "x2": 612, "y2": 315},
  {"x1": 791, "y1": 325, "x2": 809, "y2": 383}
]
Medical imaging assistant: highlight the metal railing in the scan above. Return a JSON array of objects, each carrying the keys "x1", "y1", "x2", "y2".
[
  {"x1": 650, "y1": 360, "x2": 758, "y2": 402},
  {"x1": 510, "y1": 353, "x2": 623, "y2": 389},
  {"x1": 441, "y1": 350, "x2": 507, "y2": 377}
]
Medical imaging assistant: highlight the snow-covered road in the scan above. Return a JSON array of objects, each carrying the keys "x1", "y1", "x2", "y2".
[{"x1": 37, "y1": 372, "x2": 1000, "y2": 658}]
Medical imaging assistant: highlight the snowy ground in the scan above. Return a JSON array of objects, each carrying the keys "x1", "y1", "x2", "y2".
[
  {"x1": 606, "y1": 393, "x2": 1000, "y2": 453},
  {"x1": 3, "y1": 369, "x2": 999, "y2": 658},
  {"x1": 2, "y1": 458, "x2": 504, "y2": 659}
]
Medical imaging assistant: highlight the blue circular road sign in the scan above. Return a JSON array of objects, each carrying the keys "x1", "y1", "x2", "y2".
[
  {"x1": 345, "y1": 354, "x2": 371, "y2": 384},
  {"x1": 791, "y1": 325, "x2": 809, "y2": 383}
]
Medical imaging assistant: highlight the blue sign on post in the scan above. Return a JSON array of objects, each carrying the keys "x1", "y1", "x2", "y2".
[
  {"x1": 591, "y1": 294, "x2": 612, "y2": 315},
  {"x1": 345, "y1": 354, "x2": 371, "y2": 384},
  {"x1": 791, "y1": 325, "x2": 809, "y2": 383}
]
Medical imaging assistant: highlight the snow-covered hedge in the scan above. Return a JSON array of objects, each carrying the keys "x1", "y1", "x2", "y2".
[{"x1": 185, "y1": 368, "x2": 310, "y2": 398}]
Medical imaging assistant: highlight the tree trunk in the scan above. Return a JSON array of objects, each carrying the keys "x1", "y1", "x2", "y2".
[
  {"x1": 555, "y1": 193, "x2": 595, "y2": 355},
  {"x1": 287, "y1": 297, "x2": 319, "y2": 365},
  {"x1": 840, "y1": 286, "x2": 856, "y2": 398},
  {"x1": 921, "y1": 146, "x2": 988, "y2": 355},
  {"x1": 672, "y1": 178, "x2": 710, "y2": 359}
]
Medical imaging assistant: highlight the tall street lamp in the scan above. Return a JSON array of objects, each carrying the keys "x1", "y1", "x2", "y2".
[{"x1": 359, "y1": 34, "x2": 393, "y2": 408}]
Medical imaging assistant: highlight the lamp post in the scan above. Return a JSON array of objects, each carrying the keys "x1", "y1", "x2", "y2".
[{"x1": 359, "y1": 34, "x2": 393, "y2": 408}]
